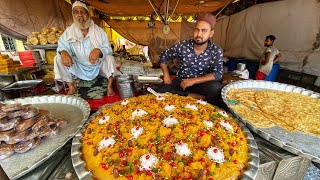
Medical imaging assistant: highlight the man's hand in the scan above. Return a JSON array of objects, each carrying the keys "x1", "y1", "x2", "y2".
[
  {"x1": 89, "y1": 48, "x2": 102, "y2": 64},
  {"x1": 163, "y1": 75, "x2": 172, "y2": 84},
  {"x1": 181, "y1": 78, "x2": 195, "y2": 91},
  {"x1": 61, "y1": 51, "x2": 73, "y2": 67}
]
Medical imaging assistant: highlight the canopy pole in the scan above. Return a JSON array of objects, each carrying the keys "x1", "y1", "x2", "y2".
[
  {"x1": 148, "y1": 0, "x2": 166, "y2": 24},
  {"x1": 169, "y1": 0, "x2": 180, "y2": 20},
  {"x1": 215, "y1": 0, "x2": 233, "y2": 17},
  {"x1": 164, "y1": 0, "x2": 169, "y2": 25}
]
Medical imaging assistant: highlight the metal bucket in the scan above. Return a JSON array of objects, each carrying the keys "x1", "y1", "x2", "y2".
[
  {"x1": 237, "y1": 63, "x2": 246, "y2": 71},
  {"x1": 116, "y1": 75, "x2": 134, "y2": 99}
]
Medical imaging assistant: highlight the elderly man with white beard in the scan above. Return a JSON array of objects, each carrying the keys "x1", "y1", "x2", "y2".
[{"x1": 54, "y1": 1, "x2": 115, "y2": 95}]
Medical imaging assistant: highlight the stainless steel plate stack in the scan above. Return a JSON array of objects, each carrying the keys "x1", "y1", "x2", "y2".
[
  {"x1": 71, "y1": 104, "x2": 259, "y2": 180},
  {"x1": 116, "y1": 75, "x2": 134, "y2": 99},
  {"x1": 221, "y1": 80, "x2": 320, "y2": 163},
  {"x1": 0, "y1": 95, "x2": 90, "y2": 179}
]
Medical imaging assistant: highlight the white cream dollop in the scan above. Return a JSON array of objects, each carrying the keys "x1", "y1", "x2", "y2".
[
  {"x1": 206, "y1": 146, "x2": 225, "y2": 163},
  {"x1": 139, "y1": 154, "x2": 158, "y2": 170},
  {"x1": 164, "y1": 104, "x2": 176, "y2": 112},
  {"x1": 219, "y1": 120, "x2": 234, "y2": 133},
  {"x1": 185, "y1": 104, "x2": 198, "y2": 111},
  {"x1": 162, "y1": 115, "x2": 179, "y2": 127},
  {"x1": 203, "y1": 120, "x2": 213, "y2": 128},
  {"x1": 156, "y1": 95, "x2": 165, "y2": 100},
  {"x1": 131, "y1": 109, "x2": 148, "y2": 119},
  {"x1": 98, "y1": 116, "x2": 110, "y2": 124},
  {"x1": 219, "y1": 111, "x2": 228, "y2": 117},
  {"x1": 121, "y1": 99, "x2": 130, "y2": 105},
  {"x1": 174, "y1": 142, "x2": 192, "y2": 156},
  {"x1": 197, "y1": 99, "x2": 208, "y2": 105},
  {"x1": 131, "y1": 126, "x2": 144, "y2": 139},
  {"x1": 98, "y1": 137, "x2": 115, "y2": 150}
]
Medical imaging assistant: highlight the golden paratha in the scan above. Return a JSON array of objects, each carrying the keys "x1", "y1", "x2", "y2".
[{"x1": 227, "y1": 89, "x2": 320, "y2": 136}]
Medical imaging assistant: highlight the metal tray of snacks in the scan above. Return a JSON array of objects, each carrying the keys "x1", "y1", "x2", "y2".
[
  {"x1": 1, "y1": 80, "x2": 43, "y2": 91},
  {"x1": 71, "y1": 103, "x2": 259, "y2": 180},
  {"x1": 25, "y1": 44, "x2": 58, "y2": 50},
  {"x1": 0, "y1": 95, "x2": 90, "y2": 179},
  {"x1": 221, "y1": 80, "x2": 320, "y2": 163}
]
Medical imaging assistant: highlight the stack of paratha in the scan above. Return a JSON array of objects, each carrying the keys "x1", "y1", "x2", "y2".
[{"x1": 227, "y1": 89, "x2": 320, "y2": 136}]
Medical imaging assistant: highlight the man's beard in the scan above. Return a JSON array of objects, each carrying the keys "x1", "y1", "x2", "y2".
[
  {"x1": 194, "y1": 39, "x2": 208, "y2": 45},
  {"x1": 73, "y1": 17, "x2": 91, "y2": 30}
]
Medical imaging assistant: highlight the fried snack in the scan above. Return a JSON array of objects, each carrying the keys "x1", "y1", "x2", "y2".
[
  {"x1": 0, "y1": 103, "x2": 66, "y2": 159},
  {"x1": 38, "y1": 34, "x2": 48, "y2": 45},
  {"x1": 51, "y1": 26, "x2": 60, "y2": 32},
  {"x1": 27, "y1": 27, "x2": 64, "y2": 45},
  {"x1": 41, "y1": 27, "x2": 50, "y2": 35},
  {"x1": 29, "y1": 36, "x2": 39, "y2": 45},
  {"x1": 47, "y1": 34, "x2": 57, "y2": 44}
]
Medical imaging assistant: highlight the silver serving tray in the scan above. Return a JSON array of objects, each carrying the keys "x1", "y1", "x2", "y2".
[
  {"x1": 0, "y1": 95, "x2": 90, "y2": 179},
  {"x1": 71, "y1": 104, "x2": 259, "y2": 180},
  {"x1": 221, "y1": 80, "x2": 320, "y2": 163},
  {"x1": 1, "y1": 80, "x2": 43, "y2": 91}
]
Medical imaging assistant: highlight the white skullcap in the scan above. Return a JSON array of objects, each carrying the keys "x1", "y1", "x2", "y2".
[{"x1": 72, "y1": 1, "x2": 88, "y2": 11}]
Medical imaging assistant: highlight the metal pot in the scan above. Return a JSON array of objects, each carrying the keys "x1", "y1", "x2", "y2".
[{"x1": 237, "y1": 63, "x2": 246, "y2": 71}]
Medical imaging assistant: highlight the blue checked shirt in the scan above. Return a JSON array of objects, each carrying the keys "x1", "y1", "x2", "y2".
[{"x1": 159, "y1": 39, "x2": 224, "y2": 80}]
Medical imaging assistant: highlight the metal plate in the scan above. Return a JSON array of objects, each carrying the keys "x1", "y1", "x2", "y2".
[
  {"x1": 1, "y1": 80, "x2": 43, "y2": 91},
  {"x1": 137, "y1": 76, "x2": 163, "y2": 84},
  {"x1": 221, "y1": 80, "x2": 320, "y2": 163},
  {"x1": 25, "y1": 44, "x2": 58, "y2": 50},
  {"x1": 71, "y1": 104, "x2": 259, "y2": 180},
  {"x1": 0, "y1": 95, "x2": 90, "y2": 179}
]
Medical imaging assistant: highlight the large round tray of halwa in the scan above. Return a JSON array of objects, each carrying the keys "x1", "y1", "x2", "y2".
[
  {"x1": 221, "y1": 80, "x2": 320, "y2": 163},
  {"x1": 71, "y1": 93, "x2": 259, "y2": 180}
]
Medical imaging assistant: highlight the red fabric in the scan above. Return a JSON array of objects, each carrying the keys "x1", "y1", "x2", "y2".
[
  {"x1": 255, "y1": 71, "x2": 266, "y2": 80},
  {"x1": 86, "y1": 93, "x2": 121, "y2": 111},
  {"x1": 58, "y1": 89, "x2": 121, "y2": 111}
]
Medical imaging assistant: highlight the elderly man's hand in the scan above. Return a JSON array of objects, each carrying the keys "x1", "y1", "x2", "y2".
[
  {"x1": 89, "y1": 48, "x2": 102, "y2": 64},
  {"x1": 61, "y1": 51, "x2": 73, "y2": 67},
  {"x1": 181, "y1": 78, "x2": 195, "y2": 91}
]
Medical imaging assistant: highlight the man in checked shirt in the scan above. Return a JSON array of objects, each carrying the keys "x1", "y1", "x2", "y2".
[{"x1": 158, "y1": 13, "x2": 224, "y2": 106}]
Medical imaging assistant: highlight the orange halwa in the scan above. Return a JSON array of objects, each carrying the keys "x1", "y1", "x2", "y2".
[{"x1": 82, "y1": 93, "x2": 249, "y2": 179}]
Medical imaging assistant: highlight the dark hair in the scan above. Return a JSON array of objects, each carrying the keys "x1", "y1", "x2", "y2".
[{"x1": 266, "y1": 35, "x2": 276, "y2": 42}]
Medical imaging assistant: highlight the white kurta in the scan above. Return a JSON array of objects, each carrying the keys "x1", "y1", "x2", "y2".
[{"x1": 54, "y1": 20, "x2": 115, "y2": 82}]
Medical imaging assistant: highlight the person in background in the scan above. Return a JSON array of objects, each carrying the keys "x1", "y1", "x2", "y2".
[
  {"x1": 158, "y1": 13, "x2": 224, "y2": 106},
  {"x1": 119, "y1": 45, "x2": 129, "y2": 56},
  {"x1": 255, "y1": 35, "x2": 281, "y2": 80},
  {"x1": 54, "y1": 1, "x2": 115, "y2": 95}
]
